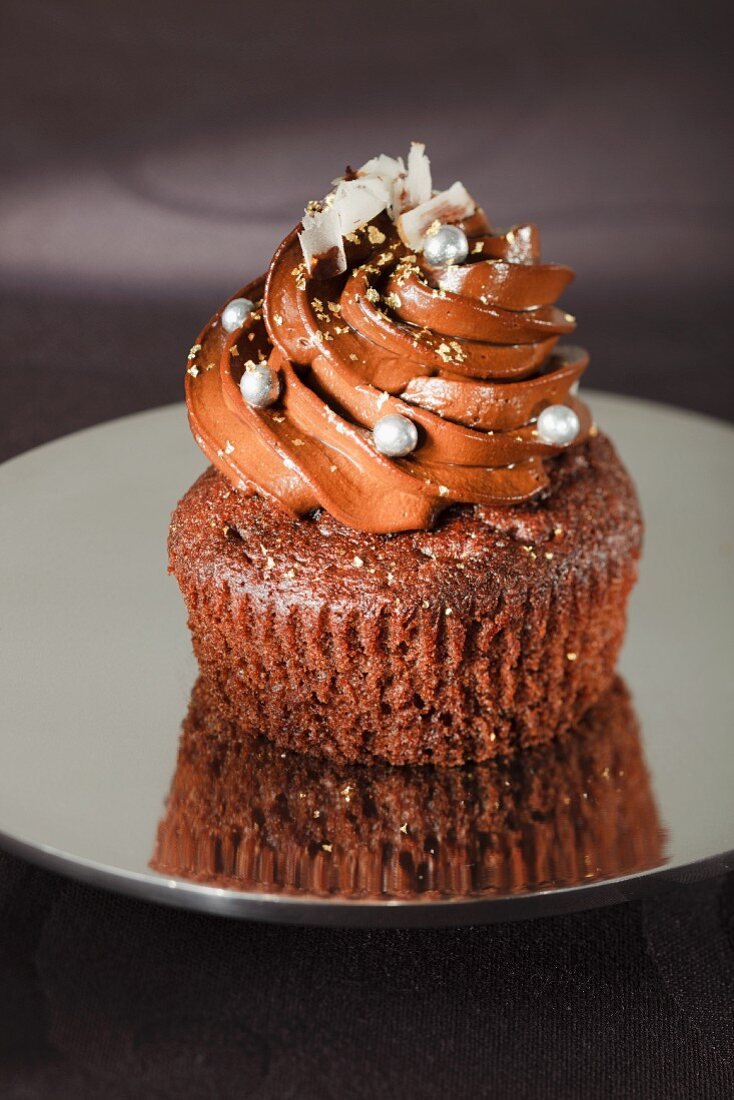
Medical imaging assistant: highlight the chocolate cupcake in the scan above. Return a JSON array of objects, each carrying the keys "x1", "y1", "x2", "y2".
[
  {"x1": 151, "y1": 677, "x2": 663, "y2": 899},
  {"x1": 170, "y1": 144, "x2": 642, "y2": 765}
]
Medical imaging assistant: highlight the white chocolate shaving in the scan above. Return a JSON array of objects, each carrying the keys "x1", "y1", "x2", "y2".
[
  {"x1": 396, "y1": 182, "x2": 477, "y2": 250},
  {"x1": 355, "y1": 153, "x2": 405, "y2": 186},
  {"x1": 405, "y1": 142, "x2": 432, "y2": 209},
  {"x1": 332, "y1": 176, "x2": 391, "y2": 236},
  {"x1": 299, "y1": 144, "x2": 467, "y2": 271},
  {"x1": 357, "y1": 153, "x2": 408, "y2": 220},
  {"x1": 298, "y1": 206, "x2": 346, "y2": 276},
  {"x1": 390, "y1": 142, "x2": 432, "y2": 218}
]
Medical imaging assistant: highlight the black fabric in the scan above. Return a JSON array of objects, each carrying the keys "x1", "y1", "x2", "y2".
[
  {"x1": 1, "y1": 852, "x2": 733, "y2": 1099},
  {"x1": 1, "y1": 0, "x2": 733, "y2": 1095}
]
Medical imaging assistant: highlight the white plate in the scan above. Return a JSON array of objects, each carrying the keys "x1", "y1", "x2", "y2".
[{"x1": 0, "y1": 394, "x2": 732, "y2": 925}]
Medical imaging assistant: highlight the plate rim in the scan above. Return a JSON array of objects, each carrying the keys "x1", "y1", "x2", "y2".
[{"x1": 2, "y1": 827, "x2": 732, "y2": 927}]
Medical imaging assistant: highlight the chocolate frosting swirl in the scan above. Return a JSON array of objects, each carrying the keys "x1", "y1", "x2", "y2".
[{"x1": 186, "y1": 208, "x2": 592, "y2": 533}]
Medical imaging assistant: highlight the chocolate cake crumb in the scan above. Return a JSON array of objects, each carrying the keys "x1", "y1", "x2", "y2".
[{"x1": 168, "y1": 433, "x2": 642, "y2": 766}]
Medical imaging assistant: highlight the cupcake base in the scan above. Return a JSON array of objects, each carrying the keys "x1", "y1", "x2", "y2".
[{"x1": 168, "y1": 433, "x2": 642, "y2": 765}]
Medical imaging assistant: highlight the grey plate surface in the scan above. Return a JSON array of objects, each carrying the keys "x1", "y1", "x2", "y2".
[{"x1": 0, "y1": 394, "x2": 732, "y2": 926}]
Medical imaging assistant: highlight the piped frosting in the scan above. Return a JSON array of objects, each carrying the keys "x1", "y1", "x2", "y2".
[{"x1": 185, "y1": 147, "x2": 592, "y2": 533}]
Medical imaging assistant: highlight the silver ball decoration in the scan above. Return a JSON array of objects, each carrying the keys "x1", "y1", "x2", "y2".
[
  {"x1": 239, "y1": 363, "x2": 280, "y2": 408},
  {"x1": 422, "y1": 224, "x2": 469, "y2": 267},
  {"x1": 221, "y1": 297, "x2": 255, "y2": 333},
  {"x1": 372, "y1": 414, "x2": 418, "y2": 457},
  {"x1": 536, "y1": 404, "x2": 580, "y2": 446}
]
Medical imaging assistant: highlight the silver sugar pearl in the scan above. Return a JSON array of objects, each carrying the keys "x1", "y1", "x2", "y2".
[
  {"x1": 422, "y1": 224, "x2": 469, "y2": 267},
  {"x1": 239, "y1": 363, "x2": 280, "y2": 408},
  {"x1": 372, "y1": 414, "x2": 418, "y2": 457},
  {"x1": 221, "y1": 297, "x2": 255, "y2": 333},
  {"x1": 536, "y1": 404, "x2": 580, "y2": 445}
]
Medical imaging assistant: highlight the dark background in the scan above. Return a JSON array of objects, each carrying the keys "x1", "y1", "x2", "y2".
[
  {"x1": 1, "y1": 0, "x2": 733, "y2": 463},
  {"x1": 1, "y1": 1, "x2": 733, "y2": 1096}
]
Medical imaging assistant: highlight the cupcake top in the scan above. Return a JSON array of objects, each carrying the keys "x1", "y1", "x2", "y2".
[{"x1": 185, "y1": 144, "x2": 594, "y2": 534}]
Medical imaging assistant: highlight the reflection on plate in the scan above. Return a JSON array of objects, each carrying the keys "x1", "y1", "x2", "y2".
[
  {"x1": 152, "y1": 676, "x2": 665, "y2": 901},
  {"x1": 3, "y1": 397, "x2": 729, "y2": 924}
]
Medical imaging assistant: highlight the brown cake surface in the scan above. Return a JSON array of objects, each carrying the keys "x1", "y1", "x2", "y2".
[
  {"x1": 151, "y1": 675, "x2": 663, "y2": 899},
  {"x1": 168, "y1": 431, "x2": 642, "y2": 765}
]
